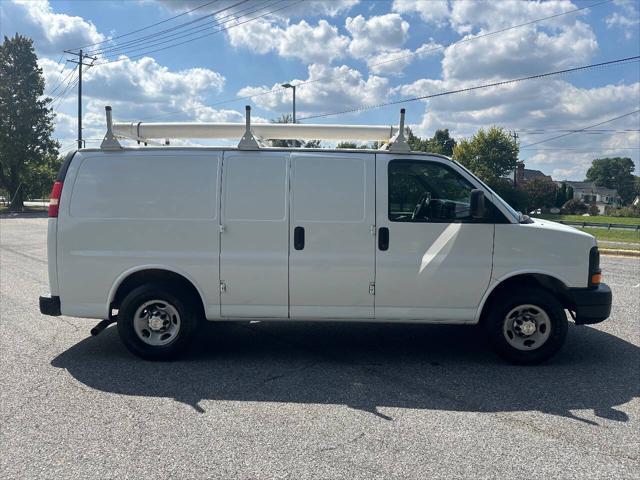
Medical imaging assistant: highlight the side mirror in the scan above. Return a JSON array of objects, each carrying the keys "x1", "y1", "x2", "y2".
[{"x1": 470, "y1": 189, "x2": 485, "y2": 219}]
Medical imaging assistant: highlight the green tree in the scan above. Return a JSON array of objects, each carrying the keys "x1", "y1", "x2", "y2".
[
  {"x1": 555, "y1": 182, "x2": 568, "y2": 208},
  {"x1": 268, "y1": 114, "x2": 319, "y2": 148},
  {"x1": 406, "y1": 128, "x2": 456, "y2": 156},
  {"x1": 452, "y1": 127, "x2": 518, "y2": 183},
  {"x1": 0, "y1": 34, "x2": 58, "y2": 211},
  {"x1": 23, "y1": 153, "x2": 62, "y2": 200},
  {"x1": 487, "y1": 177, "x2": 528, "y2": 212},
  {"x1": 428, "y1": 129, "x2": 456, "y2": 156},
  {"x1": 523, "y1": 177, "x2": 558, "y2": 212},
  {"x1": 336, "y1": 141, "x2": 370, "y2": 149},
  {"x1": 586, "y1": 157, "x2": 636, "y2": 205}
]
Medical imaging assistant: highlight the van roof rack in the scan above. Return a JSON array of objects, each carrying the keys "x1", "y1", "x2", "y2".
[{"x1": 100, "y1": 105, "x2": 411, "y2": 153}]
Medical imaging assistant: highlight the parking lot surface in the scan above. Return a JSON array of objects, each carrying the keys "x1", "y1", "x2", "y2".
[{"x1": 1, "y1": 217, "x2": 638, "y2": 479}]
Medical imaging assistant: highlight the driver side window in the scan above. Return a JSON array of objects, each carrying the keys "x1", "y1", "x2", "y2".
[{"x1": 388, "y1": 160, "x2": 474, "y2": 223}]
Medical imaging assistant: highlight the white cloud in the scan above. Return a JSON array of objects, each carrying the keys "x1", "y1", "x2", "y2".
[
  {"x1": 449, "y1": 0, "x2": 583, "y2": 34},
  {"x1": 0, "y1": 0, "x2": 104, "y2": 54},
  {"x1": 367, "y1": 39, "x2": 443, "y2": 76},
  {"x1": 606, "y1": 0, "x2": 640, "y2": 39},
  {"x1": 392, "y1": 0, "x2": 450, "y2": 25},
  {"x1": 441, "y1": 21, "x2": 597, "y2": 81},
  {"x1": 81, "y1": 56, "x2": 225, "y2": 103},
  {"x1": 227, "y1": 18, "x2": 349, "y2": 64},
  {"x1": 345, "y1": 14, "x2": 410, "y2": 58},
  {"x1": 237, "y1": 63, "x2": 389, "y2": 116}
]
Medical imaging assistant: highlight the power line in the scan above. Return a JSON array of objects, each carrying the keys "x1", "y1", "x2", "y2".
[
  {"x1": 50, "y1": 66, "x2": 79, "y2": 106},
  {"x1": 96, "y1": 0, "x2": 302, "y2": 65},
  {"x1": 297, "y1": 56, "x2": 640, "y2": 121},
  {"x1": 48, "y1": 65, "x2": 76, "y2": 98},
  {"x1": 137, "y1": 0, "x2": 616, "y2": 121},
  {"x1": 95, "y1": 0, "x2": 274, "y2": 60},
  {"x1": 521, "y1": 147, "x2": 640, "y2": 151},
  {"x1": 44, "y1": 54, "x2": 68, "y2": 96},
  {"x1": 75, "y1": 0, "x2": 221, "y2": 50},
  {"x1": 517, "y1": 129, "x2": 640, "y2": 133},
  {"x1": 88, "y1": 0, "x2": 254, "y2": 57},
  {"x1": 520, "y1": 109, "x2": 640, "y2": 148}
]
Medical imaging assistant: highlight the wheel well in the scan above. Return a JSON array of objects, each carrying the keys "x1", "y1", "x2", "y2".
[
  {"x1": 111, "y1": 269, "x2": 205, "y2": 317},
  {"x1": 479, "y1": 274, "x2": 569, "y2": 324}
]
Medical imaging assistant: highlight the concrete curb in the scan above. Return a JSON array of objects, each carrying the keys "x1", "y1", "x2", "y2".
[{"x1": 600, "y1": 248, "x2": 640, "y2": 257}]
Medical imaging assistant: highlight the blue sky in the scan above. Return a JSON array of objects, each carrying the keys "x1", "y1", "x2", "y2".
[{"x1": 1, "y1": 0, "x2": 639, "y2": 179}]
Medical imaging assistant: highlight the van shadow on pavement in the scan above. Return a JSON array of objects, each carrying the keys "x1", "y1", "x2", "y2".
[{"x1": 52, "y1": 321, "x2": 639, "y2": 423}]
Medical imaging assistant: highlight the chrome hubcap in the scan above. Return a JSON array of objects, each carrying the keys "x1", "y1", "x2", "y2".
[
  {"x1": 503, "y1": 304, "x2": 551, "y2": 351},
  {"x1": 133, "y1": 300, "x2": 181, "y2": 346}
]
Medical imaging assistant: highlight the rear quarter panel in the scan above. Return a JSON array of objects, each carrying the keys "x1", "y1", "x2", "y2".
[{"x1": 56, "y1": 150, "x2": 221, "y2": 319}]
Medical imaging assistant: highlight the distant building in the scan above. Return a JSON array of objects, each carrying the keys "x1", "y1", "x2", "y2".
[
  {"x1": 557, "y1": 180, "x2": 621, "y2": 214},
  {"x1": 507, "y1": 161, "x2": 553, "y2": 187}
]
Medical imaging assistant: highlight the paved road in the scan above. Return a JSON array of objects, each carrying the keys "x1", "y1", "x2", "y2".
[{"x1": 1, "y1": 218, "x2": 638, "y2": 479}]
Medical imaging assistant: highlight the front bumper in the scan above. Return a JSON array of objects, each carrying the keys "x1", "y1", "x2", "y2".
[
  {"x1": 39, "y1": 295, "x2": 61, "y2": 316},
  {"x1": 566, "y1": 283, "x2": 612, "y2": 325}
]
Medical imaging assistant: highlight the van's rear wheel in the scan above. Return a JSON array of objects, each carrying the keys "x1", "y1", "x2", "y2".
[
  {"x1": 485, "y1": 288, "x2": 568, "y2": 364},
  {"x1": 117, "y1": 284, "x2": 198, "y2": 360}
]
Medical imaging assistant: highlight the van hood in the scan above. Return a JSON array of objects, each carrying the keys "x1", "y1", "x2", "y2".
[{"x1": 529, "y1": 218, "x2": 597, "y2": 244}]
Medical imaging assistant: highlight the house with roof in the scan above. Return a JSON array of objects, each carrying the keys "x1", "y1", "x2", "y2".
[
  {"x1": 558, "y1": 180, "x2": 621, "y2": 214},
  {"x1": 513, "y1": 162, "x2": 553, "y2": 186}
]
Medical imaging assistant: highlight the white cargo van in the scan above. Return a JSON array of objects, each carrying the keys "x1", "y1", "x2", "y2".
[{"x1": 40, "y1": 107, "x2": 612, "y2": 363}]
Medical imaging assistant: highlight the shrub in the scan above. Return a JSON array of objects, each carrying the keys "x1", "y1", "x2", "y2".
[
  {"x1": 562, "y1": 198, "x2": 588, "y2": 215},
  {"x1": 587, "y1": 203, "x2": 599, "y2": 216},
  {"x1": 608, "y1": 205, "x2": 640, "y2": 218}
]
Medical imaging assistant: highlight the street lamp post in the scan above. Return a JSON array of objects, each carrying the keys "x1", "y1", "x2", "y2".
[{"x1": 281, "y1": 83, "x2": 296, "y2": 123}]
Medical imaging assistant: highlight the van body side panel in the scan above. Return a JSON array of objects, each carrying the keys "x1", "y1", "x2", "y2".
[
  {"x1": 220, "y1": 151, "x2": 289, "y2": 318},
  {"x1": 492, "y1": 222, "x2": 594, "y2": 289},
  {"x1": 289, "y1": 152, "x2": 375, "y2": 318},
  {"x1": 57, "y1": 151, "x2": 221, "y2": 319},
  {"x1": 374, "y1": 154, "x2": 494, "y2": 323}
]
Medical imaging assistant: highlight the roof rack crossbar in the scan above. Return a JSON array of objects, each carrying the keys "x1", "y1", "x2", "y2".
[{"x1": 102, "y1": 106, "x2": 411, "y2": 150}]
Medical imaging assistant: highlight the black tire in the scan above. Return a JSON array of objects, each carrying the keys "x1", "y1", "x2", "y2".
[
  {"x1": 117, "y1": 283, "x2": 199, "y2": 360},
  {"x1": 484, "y1": 287, "x2": 568, "y2": 364}
]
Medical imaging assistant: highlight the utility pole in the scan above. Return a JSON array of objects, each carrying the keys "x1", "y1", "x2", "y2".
[
  {"x1": 65, "y1": 49, "x2": 97, "y2": 150},
  {"x1": 511, "y1": 130, "x2": 520, "y2": 186}
]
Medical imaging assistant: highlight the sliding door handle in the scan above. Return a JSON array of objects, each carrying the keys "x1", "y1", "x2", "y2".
[
  {"x1": 378, "y1": 227, "x2": 389, "y2": 251},
  {"x1": 294, "y1": 226, "x2": 305, "y2": 250}
]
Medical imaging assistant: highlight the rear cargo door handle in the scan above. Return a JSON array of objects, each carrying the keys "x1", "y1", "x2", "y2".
[
  {"x1": 378, "y1": 227, "x2": 389, "y2": 251},
  {"x1": 294, "y1": 226, "x2": 305, "y2": 250}
]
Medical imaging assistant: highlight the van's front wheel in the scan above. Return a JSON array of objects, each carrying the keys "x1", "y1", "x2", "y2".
[
  {"x1": 485, "y1": 288, "x2": 568, "y2": 364},
  {"x1": 117, "y1": 284, "x2": 198, "y2": 360}
]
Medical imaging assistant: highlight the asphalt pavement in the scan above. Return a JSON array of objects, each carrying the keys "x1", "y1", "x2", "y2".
[{"x1": 1, "y1": 217, "x2": 638, "y2": 479}]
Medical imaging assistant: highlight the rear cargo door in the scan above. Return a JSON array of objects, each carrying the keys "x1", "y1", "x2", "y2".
[{"x1": 219, "y1": 151, "x2": 290, "y2": 318}]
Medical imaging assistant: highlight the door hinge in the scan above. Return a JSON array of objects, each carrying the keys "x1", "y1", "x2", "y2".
[
  {"x1": 220, "y1": 281, "x2": 227, "y2": 293},
  {"x1": 369, "y1": 282, "x2": 375, "y2": 295},
  {"x1": 219, "y1": 224, "x2": 226, "y2": 233},
  {"x1": 370, "y1": 225, "x2": 376, "y2": 236}
]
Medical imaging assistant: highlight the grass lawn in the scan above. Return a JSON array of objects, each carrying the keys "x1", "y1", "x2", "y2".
[
  {"x1": 534, "y1": 214, "x2": 640, "y2": 226},
  {"x1": 577, "y1": 227, "x2": 640, "y2": 247}
]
